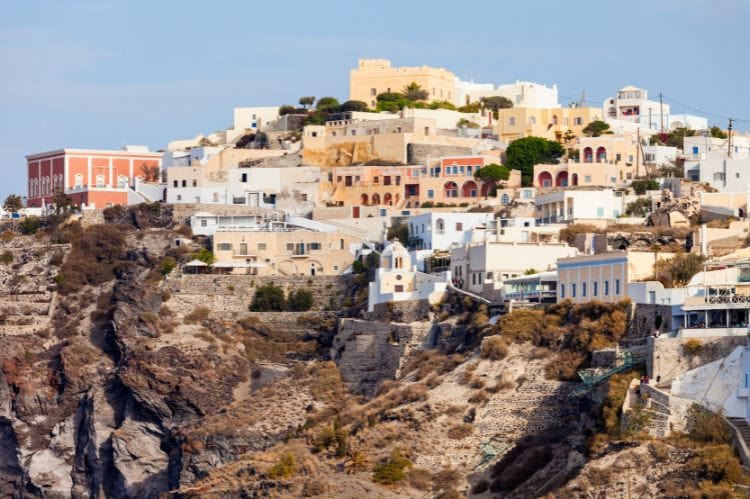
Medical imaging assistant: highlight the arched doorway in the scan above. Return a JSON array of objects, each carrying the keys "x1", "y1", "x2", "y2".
[
  {"x1": 555, "y1": 171, "x2": 568, "y2": 187},
  {"x1": 360, "y1": 193, "x2": 369, "y2": 205},
  {"x1": 571, "y1": 173, "x2": 579, "y2": 186},
  {"x1": 371, "y1": 193, "x2": 381, "y2": 205},
  {"x1": 384, "y1": 193, "x2": 393, "y2": 206},
  {"x1": 537, "y1": 171, "x2": 553, "y2": 187},
  {"x1": 462, "y1": 180, "x2": 478, "y2": 197}
]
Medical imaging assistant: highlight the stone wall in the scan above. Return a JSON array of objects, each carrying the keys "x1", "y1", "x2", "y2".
[
  {"x1": 243, "y1": 311, "x2": 338, "y2": 339},
  {"x1": 630, "y1": 303, "x2": 674, "y2": 338},
  {"x1": 648, "y1": 335, "x2": 746, "y2": 385},
  {"x1": 171, "y1": 204, "x2": 283, "y2": 225},
  {"x1": 332, "y1": 318, "x2": 432, "y2": 396},
  {"x1": 368, "y1": 299, "x2": 431, "y2": 323},
  {"x1": 79, "y1": 209, "x2": 105, "y2": 227},
  {"x1": 166, "y1": 274, "x2": 351, "y2": 316},
  {"x1": 407, "y1": 143, "x2": 474, "y2": 165}
]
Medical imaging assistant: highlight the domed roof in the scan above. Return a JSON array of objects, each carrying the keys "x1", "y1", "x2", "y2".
[{"x1": 381, "y1": 239, "x2": 407, "y2": 257}]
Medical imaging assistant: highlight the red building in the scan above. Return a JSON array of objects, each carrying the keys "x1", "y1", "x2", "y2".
[{"x1": 26, "y1": 148, "x2": 162, "y2": 208}]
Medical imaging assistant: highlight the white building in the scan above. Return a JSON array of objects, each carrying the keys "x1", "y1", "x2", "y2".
[
  {"x1": 167, "y1": 106, "x2": 281, "y2": 150},
  {"x1": 642, "y1": 145, "x2": 679, "y2": 167},
  {"x1": 450, "y1": 240, "x2": 578, "y2": 299},
  {"x1": 603, "y1": 85, "x2": 706, "y2": 131},
  {"x1": 367, "y1": 240, "x2": 449, "y2": 311},
  {"x1": 455, "y1": 79, "x2": 560, "y2": 109},
  {"x1": 685, "y1": 158, "x2": 750, "y2": 192},
  {"x1": 535, "y1": 188, "x2": 624, "y2": 224},
  {"x1": 190, "y1": 212, "x2": 265, "y2": 237},
  {"x1": 406, "y1": 212, "x2": 494, "y2": 251}
]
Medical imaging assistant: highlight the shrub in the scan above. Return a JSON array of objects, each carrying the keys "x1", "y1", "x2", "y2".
[
  {"x1": 498, "y1": 309, "x2": 547, "y2": 342},
  {"x1": 446, "y1": 424, "x2": 473, "y2": 440},
  {"x1": 288, "y1": 288, "x2": 314, "y2": 311},
  {"x1": 184, "y1": 306, "x2": 210, "y2": 324},
  {"x1": 0, "y1": 251, "x2": 12, "y2": 264},
  {"x1": 480, "y1": 335, "x2": 509, "y2": 360},
  {"x1": 19, "y1": 216, "x2": 40, "y2": 235},
  {"x1": 406, "y1": 467, "x2": 432, "y2": 491},
  {"x1": 250, "y1": 284, "x2": 287, "y2": 311},
  {"x1": 57, "y1": 224, "x2": 127, "y2": 294},
  {"x1": 683, "y1": 339, "x2": 703, "y2": 356},
  {"x1": 687, "y1": 405, "x2": 732, "y2": 445},
  {"x1": 160, "y1": 256, "x2": 176, "y2": 275},
  {"x1": 689, "y1": 445, "x2": 742, "y2": 484},
  {"x1": 373, "y1": 449, "x2": 411, "y2": 484},
  {"x1": 468, "y1": 390, "x2": 489, "y2": 405},
  {"x1": 267, "y1": 452, "x2": 296, "y2": 479}
]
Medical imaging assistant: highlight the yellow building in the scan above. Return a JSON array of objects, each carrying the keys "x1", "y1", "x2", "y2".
[
  {"x1": 213, "y1": 227, "x2": 358, "y2": 276},
  {"x1": 349, "y1": 59, "x2": 456, "y2": 108},
  {"x1": 493, "y1": 107, "x2": 603, "y2": 142}
]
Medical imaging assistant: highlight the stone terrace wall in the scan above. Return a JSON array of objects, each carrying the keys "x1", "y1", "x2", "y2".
[
  {"x1": 166, "y1": 274, "x2": 351, "y2": 317},
  {"x1": 244, "y1": 311, "x2": 338, "y2": 338},
  {"x1": 631, "y1": 304, "x2": 674, "y2": 338},
  {"x1": 332, "y1": 318, "x2": 432, "y2": 396},
  {"x1": 369, "y1": 299, "x2": 431, "y2": 323},
  {"x1": 171, "y1": 204, "x2": 283, "y2": 225},
  {"x1": 648, "y1": 335, "x2": 745, "y2": 386},
  {"x1": 408, "y1": 143, "x2": 474, "y2": 165}
]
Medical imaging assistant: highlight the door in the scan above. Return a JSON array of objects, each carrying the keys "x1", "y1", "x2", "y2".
[
  {"x1": 248, "y1": 192, "x2": 259, "y2": 207},
  {"x1": 352, "y1": 206, "x2": 360, "y2": 219}
]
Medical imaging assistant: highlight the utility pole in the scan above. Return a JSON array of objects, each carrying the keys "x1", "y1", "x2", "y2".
[
  {"x1": 659, "y1": 92, "x2": 664, "y2": 134},
  {"x1": 728, "y1": 118, "x2": 734, "y2": 158}
]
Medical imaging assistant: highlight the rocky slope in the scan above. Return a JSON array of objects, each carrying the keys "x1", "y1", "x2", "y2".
[{"x1": 0, "y1": 208, "x2": 746, "y2": 498}]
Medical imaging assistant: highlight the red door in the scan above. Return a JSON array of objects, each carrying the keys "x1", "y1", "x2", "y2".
[{"x1": 352, "y1": 206, "x2": 360, "y2": 218}]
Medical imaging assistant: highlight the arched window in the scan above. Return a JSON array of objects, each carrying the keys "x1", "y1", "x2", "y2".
[
  {"x1": 556, "y1": 171, "x2": 568, "y2": 187},
  {"x1": 443, "y1": 181, "x2": 458, "y2": 198},
  {"x1": 95, "y1": 174, "x2": 105, "y2": 187},
  {"x1": 74, "y1": 174, "x2": 84, "y2": 189},
  {"x1": 462, "y1": 180, "x2": 478, "y2": 197},
  {"x1": 537, "y1": 171, "x2": 552, "y2": 187},
  {"x1": 371, "y1": 193, "x2": 381, "y2": 205},
  {"x1": 383, "y1": 192, "x2": 392, "y2": 206},
  {"x1": 596, "y1": 146, "x2": 607, "y2": 163},
  {"x1": 583, "y1": 147, "x2": 593, "y2": 163},
  {"x1": 117, "y1": 175, "x2": 129, "y2": 189},
  {"x1": 436, "y1": 218, "x2": 445, "y2": 234},
  {"x1": 501, "y1": 193, "x2": 510, "y2": 204},
  {"x1": 529, "y1": 116, "x2": 536, "y2": 125}
]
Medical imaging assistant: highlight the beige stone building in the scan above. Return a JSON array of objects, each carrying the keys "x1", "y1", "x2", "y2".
[
  {"x1": 493, "y1": 107, "x2": 603, "y2": 142},
  {"x1": 212, "y1": 226, "x2": 359, "y2": 276},
  {"x1": 350, "y1": 59, "x2": 456, "y2": 107}
]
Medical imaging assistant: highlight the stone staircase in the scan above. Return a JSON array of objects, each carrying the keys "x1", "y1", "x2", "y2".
[{"x1": 728, "y1": 417, "x2": 750, "y2": 450}]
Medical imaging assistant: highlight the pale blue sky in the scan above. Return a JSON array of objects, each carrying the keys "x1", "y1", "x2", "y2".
[{"x1": 2, "y1": 0, "x2": 750, "y2": 198}]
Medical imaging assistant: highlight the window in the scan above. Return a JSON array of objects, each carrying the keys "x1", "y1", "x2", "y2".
[
  {"x1": 75, "y1": 174, "x2": 84, "y2": 189},
  {"x1": 351, "y1": 130, "x2": 356, "y2": 136},
  {"x1": 241, "y1": 173, "x2": 247, "y2": 182},
  {"x1": 574, "y1": 117, "x2": 583, "y2": 126},
  {"x1": 436, "y1": 218, "x2": 445, "y2": 234},
  {"x1": 571, "y1": 283, "x2": 577, "y2": 297},
  {"x1": 340, "y1": 238, "x2": 344, "y2": 250},
  {"x1": 597, "y1": 207, "x2": 604, "y2": 217},
  {"x1": 582, "y1": 282, "x2": 587, "y2": 297},
  {"x1": 200, "y1": 220, "x2": 207, "y2": 227},
  {"x1": 560, "y1": 284, "x2": 565, "y2": 298},
  {"x1": 456, "y1": 223, "x2": 463, "y2": 231},
  {"x1": 395, "y1": 285, "x2": 404, "y2": 293},
  {"x1": 615, "y1": 153, "x2": 622, "y2": 162},
  {"x1": 424, "y1": 127, "x2": 430, "y2": 135},
  {"x1": 427, "y1": 189, "x2": 434, "y2": 199},
  {"x1": 95, "y1": 174, "x2": 105, "y2": 187},
  {"x1": 384, "y1": 176, "x2": 391, "y2": 186},
  {"x1": 308, "y1": 242, "x2": 321, "y2": 251},
  {"x1": 239, "y1": 243, "x2": 248, "y2": 255},
  {"x1": 213, "y1": 193, "x2": 219, "y2": 202},
  {"x1": 182, "y1": 180, "x2": 187, "y2": 187},
  {"x1": 177, "y1": 195, "x2": 182, "y2": 201},
  {"x1": 563, "y1": 118, "x2": 569, "y2": 126},
  {"x1": 218, "y1": 243, "x2": 232, "y2": 251},
  {"x1": 370, "y1": 88, "x2": 376, "y2": 96},
  {"x1": 604, "y1": 280, "x2": 609, "y2": 295},
  {"x1": 117, "y1": 176, "x2": 128, "y2": 189},
  {"x1": 529, "y1": 116, "x2": 536, "y2": 125},
  {"x1": 714, "y1": 172, "x2": 725, "y2": 181},
  {"x1": 192, "y1": 179, "x2": 197, "y2": 187},
  {"x1": 286, "y1": 243, "x2": 294, "y2": 252},
  {"x1": 173, "y1": 180, "x2": 178, "y2": 188},
  {"x1": 584, "y1": 175, "x2": 592, "y2": 183},
  {"x1": 593, "y1": 281, "x2": 598, "y2": 296},
  {"x1": 615, "y1": 279, "x2": 621, "y2": 294},
  {"x1": 509, "y1": 117, "x2": 515, "y2": 126}
]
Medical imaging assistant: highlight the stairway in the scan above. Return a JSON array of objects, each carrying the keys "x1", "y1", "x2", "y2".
[{"x1": 728, "y1": 417, "x2": 750, "y2": 449}]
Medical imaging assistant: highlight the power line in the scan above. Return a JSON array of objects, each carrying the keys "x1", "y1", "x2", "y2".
[{"x1": 659, "y1": 94, "x2": 750, "y2": 123}]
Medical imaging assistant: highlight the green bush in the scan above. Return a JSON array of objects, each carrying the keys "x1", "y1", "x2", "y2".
[
  {"x1": 0, "y1": 251, "x2": 12, "y2": 264},
  {"x1": 160, "y1": 256, "x2": 176, "y2": 275},
  {"x1": 288, "y1": 288, "x2": 313, "y2": 311},
  {"x1": 267, "y1": 452, "x2": 296, "y2": 479},
  {"x1": 373, "y1": 448, "x2": 411, "y2": 484},
  {"x1": 250, "y1": 284, "x2": 287, "y2": 311},
  {"x1": 19, "y1": 216, "x2": 40, "y2": 235}
]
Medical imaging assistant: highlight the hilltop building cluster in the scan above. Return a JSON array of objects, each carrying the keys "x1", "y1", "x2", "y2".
[{"x1": 16, "y1": 58, "x2": 750, "y2": 440}]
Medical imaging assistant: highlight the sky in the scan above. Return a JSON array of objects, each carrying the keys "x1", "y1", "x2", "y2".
[{"x1": 2, "y1": 0, "x2": 750, "y2": 199}]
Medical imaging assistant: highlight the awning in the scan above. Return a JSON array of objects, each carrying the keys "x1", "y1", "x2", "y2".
[{"x1": 184, "y1": 259, "x2": 208, "y2": 267}]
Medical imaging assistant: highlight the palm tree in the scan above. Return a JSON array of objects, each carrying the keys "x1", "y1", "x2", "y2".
[
  {"x1": 402, "y1": 82, "x2": 429, "y2": 102},
  {"x1": 344, "y1": 450, "x2": 371, "y2": 474}
]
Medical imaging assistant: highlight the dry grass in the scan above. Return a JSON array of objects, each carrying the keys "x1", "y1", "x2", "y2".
[
  {"x1": 480, "y1": 335, "x2": 509, "y2": 360},
  {"x1": 446, "y1": 423, "x2": 473, "y2": 440}
]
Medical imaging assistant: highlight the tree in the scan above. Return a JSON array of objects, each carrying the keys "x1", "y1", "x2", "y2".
[
  {"x1": 505, "y1": 136, "x2": 565, "y2": 186},
  {"x1": 429, "y1": 100, "x2": 456, "y2": 110},
  {"x1": 474, "y1": 163, "x2": 510, "y2": 198},
  {"x1": 479, "y1": 96, "x2": 513, "y2": 112},
  {"x1": 19, "y1": 216, "x2": 40, "y2": 235},
  {"x1": 457, "y1": 118, "x2": 480, "y2": 129},
  {"x1": 650, "y1": 128, "x2": 696, "y2": 148},
  {"x1": 339, "y1": 100, "x2": 369, "y2": 112},
  {"x1": 631, "y1": 178, "x2": 659, "y2": 195},
  {"x1": 387, "y1": 223, "x2": 409, "y2": 244},
  {"x1": 193, "y1": 248, "x2": 215, "y2": 264},
  {"x1": 655, "y1": 252, "x2": 704, "y2": 287},
  {"x1": 315, "y1": 97, "x2": 340, "y2": 112},
  {"x1": 288, "y1": 288, "x2": 313, "y2": 311},
  {"x1": 582, "y1": 120, "x2": 612, "y2": 137},
  {"x1": 625, "y1": 197, "x2": 652, "y2": 217},
  {"x1": 298, "y1": 96, "x2": 315, "y2": 109},
  {"x1": 402, "y1": 82, "x2": 429, "y2": 102},
  {"x1": 710, "y1": 126, "x2": 727, "y2": 139},
  {"x1": 279, "y1": 104, "x2": 297, "y2": 115},
  {"x1": 250, "y1": 284, "x2": 287, "y2": 311},
  {"x1": 457, "y1": 102, "x2": 482, "y2": 113},
  {"x1": 51, "y1": 190, "x2": 76, "y2": 217},
  {"x1": 3, "y1": 194, "x2": 22, "y2": 213},
  {"x1": 142, "y1": 163, "x2": 161, "y2": 182}
]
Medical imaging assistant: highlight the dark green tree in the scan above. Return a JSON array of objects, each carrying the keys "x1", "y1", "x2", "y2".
[
  {"x1": 710, "y1": 126, "x2": 727, "y2": 139},
  {"x1": 315, "y1": 97, "x2": 340, "y2": 112},
  {"x1": 298, "y1": 96, "x2": 315, "y2": 109},
  {"x1": 250, "y1": 284, "x2": 287, "y2": 311},
  {"x1": 479, "y1": 96, "x2": 513, "y2": 112},
  {"x1": 288, "y1": 288, "x2": 313, "y2": 311},
  {"x1": 3, "y1": 194, "x2": 23, "y2": 213},
  {"x1": 582, "y1": 120, "x2": 612, "y2": 137},
  {"x1": 402, "y1": 82, "x2": 429, "y2": 102},
  {"x1": 279, "y1": 105, "x2": 297, "y2": 115},
  {"x1": 339, "y1": 100, "x2": 369, "y2": 112},
  {"x1": 474, "y1": 163, "x2": 511, "y2": 197},
  {"x1": 505, "y1": 136, "x2": 565, "y2": 186}
]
